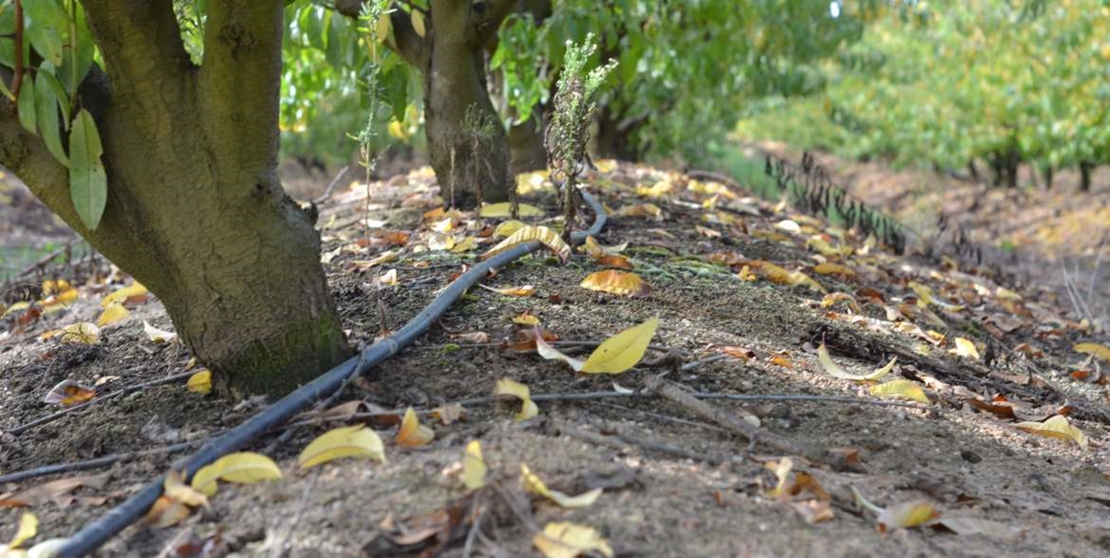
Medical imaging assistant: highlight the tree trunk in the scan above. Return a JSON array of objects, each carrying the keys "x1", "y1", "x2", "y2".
[
  {"x1": 1, "y1": 1, "x2": 351, "y2": 398},
  {"x1": 509, "y1": 116, "x2": 548, "y2": 174},
  {"x1": 1079, "y1": 161, "x2": 1094, "y2": 192}
]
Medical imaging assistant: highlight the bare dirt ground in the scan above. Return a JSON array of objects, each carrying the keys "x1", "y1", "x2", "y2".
[{"x1": 1, "y1": 159, "x2": 1109, "y2": 557}]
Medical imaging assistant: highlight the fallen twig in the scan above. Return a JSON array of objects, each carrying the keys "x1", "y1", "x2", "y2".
[
  {"x1": 0, "y1": 439, "x2": 205, "y2": 485},
  {"x1": 7, "y1": 370, "x2": 197, "y2": 437},
  {"x1": 643, "y1": 376, "x2": 825, "y2": 463}
]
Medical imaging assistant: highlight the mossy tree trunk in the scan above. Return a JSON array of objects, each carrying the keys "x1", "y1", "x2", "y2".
[{"x1": 0, "y1": 0, "x2": 351, "y2": 398}]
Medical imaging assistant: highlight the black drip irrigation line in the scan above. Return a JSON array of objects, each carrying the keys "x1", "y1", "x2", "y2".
[{"x1": 56, "y1": 190, "x2": 608, "y2": 557}]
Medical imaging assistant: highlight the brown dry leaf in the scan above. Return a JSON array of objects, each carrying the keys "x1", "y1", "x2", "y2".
[
  {"x1": 144, "y1": 495, "x2": 192, "y2": 528},
  {"x1": 431, "y1": 403, "x2": 466, "y2": 425},
  {"x1": 394, "y1": 407, "x2": 435, "y2": 448},
  {"x1": 695, "y1": 225, "x2": 722, "y2": 238},
  {"x1": 594, "y1": 254, "x2": 634, "y2": 270},
  {"x1": 769, "y1": 354, "x2": 795, "y2": 369},
  {"x1": 616, "y1": 203, "x2": 664, "y2": 221},
  {"x1": 534, "y1": 522, "x2": 614, "y2": 558},
  {"x1": 506, "y1": 327, "x2": 559, "y2": 351},
  {"x1": 820, "y1": 292, "x2": 860, "y2": 311},
  {"x1": 0, "y1": 473, "x2": 109, "y2": 507},
  {"x1": 580, "y1": 270, "x2": 651, "y2": 298},
  {"x1": 450, "y1": 331, "x2": 490, "y2": 344},
  {"x1": 966, "y1": 398, "x2": 1016, "y2": 420},
  {"x1": 482, "y1": 225, "x2": 570, "y2": 262},
  {"x1": 1015, "y1": 415, "x2": 1089, "y2": 450},
  {"x1": 718, "y1": 346, "x2": 755, "y2": 360},
  {"x1": 792, "y1": 500, "x2": 835, "y2": 524},
  {"x1": 521, "y1": 464, "x2": 603, "y2": 508},
  {"x1": 42, "y1": 379, "x2": 96, "y2": 407}
]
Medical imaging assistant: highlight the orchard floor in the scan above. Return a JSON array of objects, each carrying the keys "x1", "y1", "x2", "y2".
[{"x1": 1, "y1": 160, "x2": 1109, "y2": 557}]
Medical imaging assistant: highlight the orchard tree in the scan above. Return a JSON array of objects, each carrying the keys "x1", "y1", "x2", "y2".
[
  {"x1": 0, "y1": 0, "x2": 352, "y2": 397},
  {"x1": 1, "y1": 0, "x2": 869, "y2": 398}
]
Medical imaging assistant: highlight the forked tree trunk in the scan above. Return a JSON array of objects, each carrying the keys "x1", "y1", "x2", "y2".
[{"x1": 0, "y1": 1, "x2": 351, "y2": 398}]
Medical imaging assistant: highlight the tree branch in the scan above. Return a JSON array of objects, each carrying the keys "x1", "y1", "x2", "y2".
[
  {"x1": 79, "y1": 0, "x2": 192, "y2": 97},
  {"x1": 198, "y1": 0, "x2": 285, "y2": 178},
  {"x1": 0, "y1": 68, "x2": 162, "y2": 282}
]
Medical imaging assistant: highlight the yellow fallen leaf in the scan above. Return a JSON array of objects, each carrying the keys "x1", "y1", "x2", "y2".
[
  {"x1": 190, "y1": 452, "x2": 284, "y2": 497},
  {"x1": 493, "y1": 219, "x2": 527, "y2": 238},
  {"x1": 817, "y1": 344, "x2": 896, "y2": 382},
  {"x1": 511, "y1": 312, "x2": 540, "y2": 326},
  {"x1": 768, "y1": 457, "x2": 794, "y2": 499},
  {"x1": 5, "y1": 512, "x2": 37, "y2": 550},
  {"x1": 479, "y1": 202, "x2": 544, "y2": 217},
  {"x1": 449, "y1": 237, "x2": 478, "y2": 253},
  {"x1": 351, "y1": 250, "x2": 399, "y2": 269},
  {"x1": 186, "y1": 369, "x2": 212, "y2": 395},
  {"x1": 579, "y1": 236, "x2": 627, "y2": 257},
  {"x1": 616, "y1": 203, "x2": 664, "y2": 221},
  {"x1": 877, "y1": 500, "x2": 940, "y2": 532},
  {"x1": 580, "y1": 270, "x2": 651, "y2": 297},
  {"x1": 482, "y1": 225, "x2": 570, "y2": 262},
  {"x1": 395, "y1": 407, "x2": 435, "y2": 447},
  {"x1": 375, "y1": 10, "x2": 391, "y2": 44},
  {"x1": 163, "y1": 470, "x2": 209, "y2": 509},
  {"x1": 143, "y1": 321, "x2": 177, "y2": 344},
  {"x1": 908, "y1": 281, "x2": 963, "y2": 312},
  {"x1": 462, "y1": 440, "x2": 488, "y2": 490},
  {"x1": 42, "y1": 279, "x2": 71, "y2": 296},
  {"x1": 298, "y1": 425, "x2": 387, "y2": 468},
  {"x1": 96, "y1": 303, "x2": 131, "y2": 327},
  {"x1": 580, "y1": 318, "x2": 659, "y2": 374},
  {"x1": 1015, "y1": 415, "x2": 1089, "y2": 450},
  {"x1": 40, "y1": 286, "x2": 78, "y2": 310},
  {"x1": 534, "y1": 522, "x2": 613, "y2": 558},
  {"x1": 820, "y1": 292, "x2": 860, "y2": 312},
  {"x1": 952, "y1": 337, "x2": 980, "y2": 360},
  {"x1": 493, "y1": 378, "x2": 539, "y2": 421},
  {"x1": 1074, "y1": 342, "x2": 1110, "y2": 362},
  {"x1": 869, "y1": 379, "x2": 929, "y2": 403},
  {"x1": 753, "y1": 261, "x2": 825, "y2": 293},
  {"x1": 813, "y1": 262, "x2": 856, "y2": 277},
  {"x1": 479, "y1": 284, "x2": 536, "y2": 297},
  {"x1": 2, "y1": 301, "x2": 30, "y2": 318},
  {"x1": 521, "y1": 464, "x2": 603, "y2": 508},
  {"x1": 57, "y1": 322, "x2": 100, "y2": 345},
  {"x1": 102, "y1": 283, "x2": 148, "y2": 307}
]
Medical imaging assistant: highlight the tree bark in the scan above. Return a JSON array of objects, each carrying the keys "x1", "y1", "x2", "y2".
[
  {"x1": 2, "y1": 0, "x2": 352, "y2": 398},
  {"x1": 1079, "y1": 160, "x2": 1094, "y2": 192},
  {"x1": 338, "y1": 0, "x2": 516, "y2": 208}
]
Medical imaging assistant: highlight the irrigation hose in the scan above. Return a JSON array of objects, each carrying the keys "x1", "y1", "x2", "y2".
[{"x1": 56, "y1": 190, "x2": 608, "y2": 557}]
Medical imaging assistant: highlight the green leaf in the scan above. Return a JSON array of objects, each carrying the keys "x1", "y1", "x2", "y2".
[
  {"x1": 34, "y1": 70, "x2": 69, "y2": 167},
  {"x1": 69, "y1": 109, "x2": 107, "y2": 230},
  {"x1": 23, "y1": 0, "x2": 69, "y2": 67},
  {"x1": 17, "y1": 80, "x2": 36, "y2": 134},
  {"x1": 57, "y1": 3, "x2": 96, "y2": 96}
]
